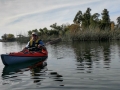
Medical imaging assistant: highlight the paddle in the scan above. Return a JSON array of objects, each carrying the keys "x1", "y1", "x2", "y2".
[{"x1": 45, "y1": 38, "x2": 62, "y2": 45}]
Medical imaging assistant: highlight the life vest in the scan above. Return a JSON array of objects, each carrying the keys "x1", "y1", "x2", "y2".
[{"x1": 29, "y1": 38, "x2": 41, "y2": 48}]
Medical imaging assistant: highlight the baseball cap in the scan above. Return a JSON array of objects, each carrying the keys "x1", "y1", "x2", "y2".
[{"x1": 32, "y1": 32, "x2": 38, "y2": 36}]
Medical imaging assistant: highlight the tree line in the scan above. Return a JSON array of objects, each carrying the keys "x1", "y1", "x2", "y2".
[{"x1": 73, "y1": 8, "x2": 120, "y2": 30}]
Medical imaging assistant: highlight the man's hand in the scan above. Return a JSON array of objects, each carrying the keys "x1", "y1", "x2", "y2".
[
  {"x1": 38, "y1": 44, "x2": 46, "y2": 50},
  {"x1": 38, "y1": 44, "x2": 42, "y2": 48}
]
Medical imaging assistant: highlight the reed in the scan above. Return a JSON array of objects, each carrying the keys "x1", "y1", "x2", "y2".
[{"x1": 68, "y1": 28, "x2": 120, "y2": 41}]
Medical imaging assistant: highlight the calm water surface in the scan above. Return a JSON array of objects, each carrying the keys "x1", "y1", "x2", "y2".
[{"x1": 0, "y1": 41, "x2": 120, "y2": 90}]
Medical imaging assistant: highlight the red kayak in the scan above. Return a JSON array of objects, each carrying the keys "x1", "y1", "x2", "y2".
[{"x1": 1, "y1": 49, "x2": 48, "y2": 65}]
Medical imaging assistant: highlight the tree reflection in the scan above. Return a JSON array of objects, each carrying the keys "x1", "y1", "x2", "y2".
[
  {"x1": 102, "y1": 42, "x2": 111, "y2": 68},
  {"x1": 71, "y1": 41, "x2": 112, "y2": 73}
]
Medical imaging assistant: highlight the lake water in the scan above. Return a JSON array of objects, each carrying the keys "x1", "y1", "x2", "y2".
[{"x1": 0, "y1": 41, "x2": 120, "y2": 90}]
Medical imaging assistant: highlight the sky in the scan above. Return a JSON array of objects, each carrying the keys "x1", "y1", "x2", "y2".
[{"x1": 0, "y1": 0, "x2": 120, "y2": 38}]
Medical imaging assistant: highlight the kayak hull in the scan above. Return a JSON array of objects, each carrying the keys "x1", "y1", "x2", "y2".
[
  {"x1": 2, "y1": 60, "x2": 47, "y2": 76},
  {"x1": 1, "y1": 54, "x2": 48, "y2": 65}
]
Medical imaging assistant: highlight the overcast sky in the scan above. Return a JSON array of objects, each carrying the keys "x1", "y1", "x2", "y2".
[{"x1": 0, "y1": 0, "x2": 120, "y2": 38}]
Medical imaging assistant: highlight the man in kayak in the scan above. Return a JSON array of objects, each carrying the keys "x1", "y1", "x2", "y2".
[{"x1": 23, "y1": 32, "x2": 46, "y2": 51}]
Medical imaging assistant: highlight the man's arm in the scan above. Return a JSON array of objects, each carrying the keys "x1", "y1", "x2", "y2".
[
  {"x1": 38, "y1": 40, "x2": 46, "y2": 50},
  {"x1": 25, "y1": 41, "x2": 30, "y2": 48}
]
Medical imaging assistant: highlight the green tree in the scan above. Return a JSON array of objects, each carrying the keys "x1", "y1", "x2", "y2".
[
  {"x1": 117, "y1": 16, "x2": 120, "y2": 29},
  {"x1": 50, "y1": 23, "x2": 57, "y2": 30},
  {"x1": 1, "y1": 34, "x2": 7, "y2": 40},
  {"x1": 7, "y1": 34, "x2": 15, "y2": 41},
  {"x1": 48, "y1": 30, "x2": 59, "y2": 35},
  {"x1": 43, "y1": 27, "x2": 48, "y2": 34},
  {"x1": 2, "y1": 34, "x2": 15, "y2": 41},
  {"x1": 39, "y1": 28, "x2": 43, "y2": 35},
  {"x1": 50, "y1": 23, "x2": 62, "y2": 31},
  {"x1": 100, "y1": 9, "x2": 111, "y2": 30},
  {"x1": 117, "y1": 16, "x2": 120, "y2": 24},
  {"x1": 89, "y1": 13, "x2": 100, "y2": 30},
  {"x1": 28, "y1": 30, "x2": 32, "y2": 36},
  {"x1": 73, "y1": 10, "x2": 83, "y2": 25},
  {"x1": 50, "y1": 23, "x2": 63, "y2": 36},
  {"x1": 82, "y1": 7, "x2": 91, "y2": 29},
  {"x1": 32, "y1": 29, "x2": 38, "y2": 33}
]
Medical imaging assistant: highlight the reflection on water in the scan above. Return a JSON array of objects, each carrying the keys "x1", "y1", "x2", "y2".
[
  {"x1": 0, "y1": 41, "x2": 120, "y2": 90},
  {"x1": 1, "y1": 59, "x2": 47, "y2": 82},
  {"x1": 2, "y1": 59, "x2": 47, "y2": 76},
  {"x1": 72, "y1": 41, "x2": 114, "y2": 71}
]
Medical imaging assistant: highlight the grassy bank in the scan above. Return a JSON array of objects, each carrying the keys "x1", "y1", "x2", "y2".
[
  {"x1": 16, "y1": 29, "x2": 120, "y2": 43},
  {"x1": 65, "y1": 28, "x2": 120, "y2": 41},
  {"x1": 16, "y1": 34, "x2": 61, "y2": 43}
]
